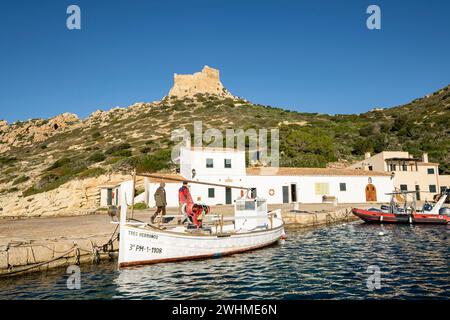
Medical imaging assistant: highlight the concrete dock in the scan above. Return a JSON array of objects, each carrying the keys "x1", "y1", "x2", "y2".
[{"x1": 0, "y1": 203, "x2": 370, "y2": 276}]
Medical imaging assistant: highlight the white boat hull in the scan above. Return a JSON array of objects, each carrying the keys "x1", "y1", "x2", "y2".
[{"x1": 118, "y1": 221, "x2": 285, "y2": 267}]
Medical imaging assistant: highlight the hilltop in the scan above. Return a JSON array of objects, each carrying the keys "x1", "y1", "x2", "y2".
[{"x1": 0, "y1": 72, "x2": 449, "y2": 216}]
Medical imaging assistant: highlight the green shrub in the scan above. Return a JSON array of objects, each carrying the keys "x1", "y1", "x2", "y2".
[
  {"x1": 140, "y1": 147, "x2": 152, "y2": 154},
  {"x1": 47, "y1": 157, "x2": 71, "y2": 170},
  {"x1": 13, "y1": 175, "x2": 29, "y2": 185},
  {"x1": 105, "y1": 143, "x2": 131, "y2": 155},
  {"x1": 0, "y1": 156, "x2": 17, "y2": 167},
  {"x1": 88, "y1": 152, "x2": 106, "y2": 163},
  {"x1": 118, "y1": 149, "x2": 172, "y2": 172},
  {"x1": 7, "y1": 187, "x2": 19, "y2": 193},
  {"x1": 79, "y1": 167, "x2": 106, "y2": 178},
  {"x1": 132, "y1": 202, "x2": 147, "y2": 210},
  {"x1": 113, "y1": 149, "x2": 132, "y2": 157},
  {"x1": 352, "y1": 138, "x2": 374, "y2": 155}
]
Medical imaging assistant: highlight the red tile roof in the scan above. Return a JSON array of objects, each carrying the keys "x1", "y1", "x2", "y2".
[{"x1": 246, "y1": 167, "x2": 390, "y2": 177}]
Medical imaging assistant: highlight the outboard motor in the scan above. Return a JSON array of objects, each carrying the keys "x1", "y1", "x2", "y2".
[
  {"x1": 439, "y1": 207, "x2": 450, "y2": 216},
  {"x1": 423, "y1": 203, "x2": 433, "y2": 212}
]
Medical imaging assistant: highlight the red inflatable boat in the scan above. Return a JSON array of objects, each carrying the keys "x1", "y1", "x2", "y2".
[
  {"x1": 352, "y1": 208, "x2": 450, "y2": 224},
  {"x1": 352, "y1": 190, "x2": 450, "y2": 225}
]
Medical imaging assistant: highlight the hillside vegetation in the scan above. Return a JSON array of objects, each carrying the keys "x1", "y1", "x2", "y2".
[{"x1": 0, "y1": 85, "x2": 449, "y2": 198}]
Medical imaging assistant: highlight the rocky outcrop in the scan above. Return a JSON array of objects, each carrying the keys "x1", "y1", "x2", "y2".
[
  {"x1": 0, "y1": 113, "x2": 79, "y2": 153},
  {"x1": 168, "y1": 65, "x2": 234, "y2": 98},
  {"x1": 0, "y1": 173, "x2": 130, "y2": 217}
]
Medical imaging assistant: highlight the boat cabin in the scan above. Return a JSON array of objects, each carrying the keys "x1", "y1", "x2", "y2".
[{"x1": 234, "y1": 198, "x2": 269, "y2": 230}]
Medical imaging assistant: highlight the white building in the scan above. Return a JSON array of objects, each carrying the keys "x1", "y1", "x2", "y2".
[
  {"x1": 99, "y1": 180, "x2": 139, "y2": 208},
  {"x1": 349, "y1": 151, "x2": 449, "y2": 201},
  {"x1": 143, "y1": 147, "x2": 393, "y2": 207}
]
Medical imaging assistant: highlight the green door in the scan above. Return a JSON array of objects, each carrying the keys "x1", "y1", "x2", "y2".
[
  {"x1": 225, "y1": 187, "x2": 232, "y2": 204},
  {"x1": 282, "y1": 186, "x2": 289, "y2": 203},
  {"x1": 107, "y1": 188, "x2": 113, "y2": 206}
]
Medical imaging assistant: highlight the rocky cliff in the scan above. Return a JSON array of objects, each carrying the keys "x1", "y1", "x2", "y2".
[{"x1": 0, "y1": 113, "x2": 79, "y2": 153}]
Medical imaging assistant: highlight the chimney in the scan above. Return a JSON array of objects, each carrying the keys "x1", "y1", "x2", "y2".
[
  {"x1": 422, "y1": 153, "x2": 428, "y2": 163},
  {"x1": 364, "y1": 152, "x2": 371, "y2": 159}
]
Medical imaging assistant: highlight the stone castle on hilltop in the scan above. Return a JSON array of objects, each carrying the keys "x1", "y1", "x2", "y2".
[{"x1": 168, "y1": 65, "x2": 234, "y2": 98}]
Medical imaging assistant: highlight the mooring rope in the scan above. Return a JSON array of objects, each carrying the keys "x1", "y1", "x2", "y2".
[
  {"x1": 0, "y1": 247, "x2": 77, "y2": 277},
  {"x1": 0, "y1": 224, "x2": 120, "y2": 277}
]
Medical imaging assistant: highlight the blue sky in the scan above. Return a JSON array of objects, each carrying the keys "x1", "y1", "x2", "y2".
[{"x1": 1, "y1": 0, "x2": 449, "y2": 123}]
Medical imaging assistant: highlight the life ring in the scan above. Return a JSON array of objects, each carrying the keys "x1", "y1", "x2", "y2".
[{"x1": 269, "y1": 189, "x2": 275, "y2": 196}]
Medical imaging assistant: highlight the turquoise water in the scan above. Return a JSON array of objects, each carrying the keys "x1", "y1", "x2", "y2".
[{"x1": 0, "y1": 221, "x2": 448, "y2": 299}]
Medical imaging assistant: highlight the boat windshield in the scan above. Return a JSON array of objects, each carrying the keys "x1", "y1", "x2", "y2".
[
  {"x1": 236, "y1": 200, "x2": 256, "y2": 211},
  {"x1": 236, "y1": 199, "x2": 267, "y2": 212}
]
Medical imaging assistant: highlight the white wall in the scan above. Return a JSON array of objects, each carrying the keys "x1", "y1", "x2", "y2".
[
  {"x1": 100, "y1": 187, "x2": 119, "y2": 207},
  {"x1": 147, "y1": 183, "x2": 181, "y2": 208},
  {"x1": 242, "y1": 175, "x2": 392, "y2": 204},
  {"x1": 180, "y1": 147, "x2": 246, "y2": 178},
  {"x1": 145, "y1": 174, "x2": 393, "y2": 206}
]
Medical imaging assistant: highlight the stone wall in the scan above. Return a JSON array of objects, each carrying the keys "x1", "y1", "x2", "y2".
[
  {"x1": 168, "y1": 65, "x2": 234, "y2": 98},
  {"x1": 282, "y1": 207, "x2": 358, "y2": 226},
  {"x1": 0, "y1": 236, "x2": 118, "y2": 276}
]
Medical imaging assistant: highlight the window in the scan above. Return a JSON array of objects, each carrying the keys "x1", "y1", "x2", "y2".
[
  {"x1": 224, "y1": 158, "x2": 232, "y2": 168},
  {"x1": 339, "y1": 183, "x2": 347, "y2": 191},
  {"x1": 440, "y1": 186, "x2": 447, "y2": 193},
  {"x1": 427, "y1": 168, "x2": 435, "y2": 174},
  {"x1": 208, "y1": 188, "x2": 215, "y2": 198},
  {"x1": 315, "y1": 183, "x2": 329, "y2": 195},
  {"x1": 415, "y1": 185, "x2": 421, "y2": 201},
  {"x1": 206, "y1": 158, "x2": 214, "y2": 168},
  {"x1": 257, "y1": 200, "x2": 267, "y2": 212},
  {"x1": 237, "y1": 200, "x2": 256, "y2": 211},
  {"x1": 368, "y1": 166, "x2": 373, "y2": 171},
  {"x1": 402, "y1": 164, "x2": 407, "y2": 171},
  {"x1": 389, "y1": 164, "x2": 396, "y2": 171},
  {"x1": 245, "y1": 201, "x2": 256, "y2": 210},
  {"x1": 429, "y1": 185, "x2": 437, "y2": 193},
  {"x1": 400, "y1": 184, "x2": 408, "y2": 191}
]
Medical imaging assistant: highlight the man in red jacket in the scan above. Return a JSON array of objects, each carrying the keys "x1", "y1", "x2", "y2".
[{"x1": 178, "y1": 181, "x2": 192, "y2": 224}]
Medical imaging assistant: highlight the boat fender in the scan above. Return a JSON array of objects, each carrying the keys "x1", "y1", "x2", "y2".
[
  {"x1": 269, "y1": 189, "x2": 275, "y2": 196},
  {"x1": 380, "y1": 215, "x2": 383, "y2": 222},
  {"x1": 409, "y1": 215, "x2": 412, "y2": 224}
]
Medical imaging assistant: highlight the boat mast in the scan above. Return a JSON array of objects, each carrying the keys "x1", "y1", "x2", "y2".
[{"x1": 137, "y1": 172, "x2": 249, "y2": 190}]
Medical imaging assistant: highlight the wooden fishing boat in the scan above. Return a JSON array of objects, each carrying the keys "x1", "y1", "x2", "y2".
[
  {"x1": 117, "y1": 173, "x2": 285, "y2": 268},
  {"x1": 352, "y1": 189, "x2": 450, "y2": 224}
]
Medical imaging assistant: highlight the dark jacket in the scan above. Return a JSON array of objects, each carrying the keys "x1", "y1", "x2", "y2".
[{"x1": 154, "y1": 187, "x2": 167, "y2": 207}]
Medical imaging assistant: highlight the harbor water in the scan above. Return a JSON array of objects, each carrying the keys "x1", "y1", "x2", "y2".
[{"x1": 0, "y1": 221, "x2": 448, "y2": 299}]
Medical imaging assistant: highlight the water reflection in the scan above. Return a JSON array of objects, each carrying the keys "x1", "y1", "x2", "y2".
[{"x1": 1, "y1": 222, "x2": 449, "y2": 299}]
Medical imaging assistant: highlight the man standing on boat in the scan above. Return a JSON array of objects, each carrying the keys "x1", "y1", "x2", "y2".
[
  {"x1": 178, "y1": 181, "x2": 192, "y2": 224},
  {"x1": 151, "y1": 182, "x2": 167, "y2": 224}
]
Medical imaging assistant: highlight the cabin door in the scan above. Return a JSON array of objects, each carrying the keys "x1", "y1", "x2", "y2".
[
  {"x1": 365, "y1": 184, "x2": 377, "y2": 202},
  {"x1": 290, "y1": 184, "x2": 297, "y2": 202},
  {"x1": 225, "y1": 187, "x2": 232, "y2": 204},
  {"x1": 282, "y1": 186, "x2": 289, "y2": 203},
  {"x1": 107, "y1": 188, "x2": 113, "y2": 206}
]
